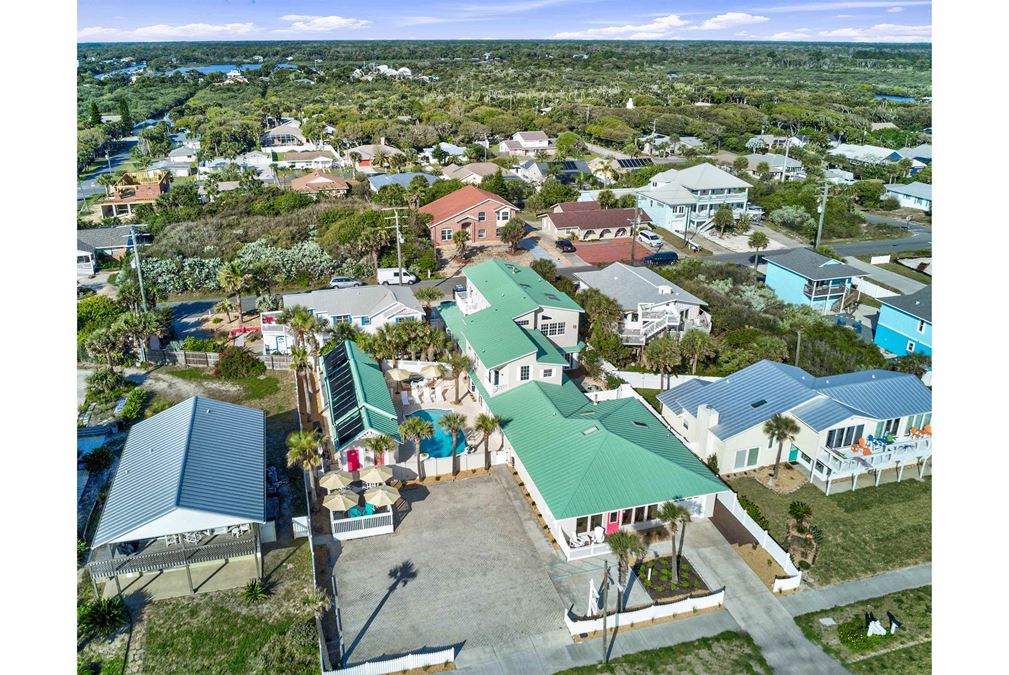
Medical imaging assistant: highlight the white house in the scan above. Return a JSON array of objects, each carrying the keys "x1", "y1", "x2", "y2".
[
  {"x1": 574, "y1": 263, "x2": 712, "y2": 346},
  {"x1": 499, "y1": 131, "x2": 555, "y2": 157},
  {"x1": 884, "y1": 182, "x2": 932, "y2": 211},
  {"x1": 657, "y1": 360, "x2": 933, "y2": 494},
  {"x1": 745, "y1": 153, "x2": 804, "y2": 180},
  {"x1": 260, "y1": 286, "x2": 424, "y2": 354}
]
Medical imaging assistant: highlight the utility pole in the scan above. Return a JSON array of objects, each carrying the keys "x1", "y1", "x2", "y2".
[
  {"x1": 794, "y1": 331, "x2": 802, "y2": 367},
  {"x1": 105, "y1": 150, "x2": 113, "y2": 174},
  {"x1": 779, "y1": 137, "x2": 791, "y2": 183},
  {"x1": 628, "y1": 204, "x2": 641, "y2": 265},
  {"x1": 129, "y1": 223, "x2": 148, "y2": 311},
  {"x1": 815, "y1": 183, "x2": 828, "y2": 249},
  {"x1": 601, "y1": 561, "x2": 610, "y2": 663},
  {"x1": 382, "y1": 207, "x2": 406, "y2": 285}
]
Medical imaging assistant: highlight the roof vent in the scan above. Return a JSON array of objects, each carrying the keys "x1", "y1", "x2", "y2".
[
  {"x1": 632, "y1": 420, "x2": 648, "y2": 428},
  {"x1": 582, "y1": 426, "x2": 599, "y2": 435}
]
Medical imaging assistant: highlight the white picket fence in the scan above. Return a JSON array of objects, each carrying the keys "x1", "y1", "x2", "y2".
[
  {"x1": 717, "y1": 492, "x2": 802, "y2": 593},
  {"x1": 331, "y1": 648, "x2": 456, "y2": 675},
  {"x1": 600, "y1": 360, "x2": 720, "y2": 390},
  {"x1": 852, "y1": 279, "x2": 898, "y2": 300},
  {"x1": 563, "y1": 588, "x2": 726, "y2": 636},
  {"x1": 292, "y1": 515, "x2": 310, "y2": 539}
]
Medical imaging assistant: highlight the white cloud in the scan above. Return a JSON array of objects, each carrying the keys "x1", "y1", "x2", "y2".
[
  {"x1": 553, "y1": 14, "x2": 689, "y2": 39},
  {"x1": 78, "y1": 22, "x2": 256, "y2": 41},
  {"x1": 887, "y1": 6, "x2": 905, "y2": 11},
  {"x1": 697, "y1": 13, "x2": 769, "y2": 30},
  {"x1": 753, "y1": 1, "x2": 931, "y2": 13},
  {"x1": 770, "y1": 28, "x2": 813, "y2": 39},
  {"x1": 818, "y1": 22, "x2": 930, "y2": 40},
  {"x1": 278, "y1": 15, "x2": 371, "y2": 32}
]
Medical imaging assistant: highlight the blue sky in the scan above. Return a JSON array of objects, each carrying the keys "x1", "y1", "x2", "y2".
[{"x1": 78, "y1": 0, "x2": 931, "y2": 43}]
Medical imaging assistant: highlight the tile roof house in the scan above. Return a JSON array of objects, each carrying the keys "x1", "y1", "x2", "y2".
[
  {"x1": 541, "y1": 202, "x2": 650, "y2": 241},
  {"x1": 574, "y1": 263, "x2": 711, "y2": 346},
  {"x1": 744, "y1": 153, "x2": 804, "y2": 180},
  {"x1": 276, "y1": 149, "x2": 339, "y2": 170},
  {"x1": 418, "y1": 185, "x2": 518, "y2": 247},
  {"x1": 290, "y1": 171, "x2": 351, "y2": 196},
  {"x1": 260, "y1": 122, "x2": 307, "y2": 149},
  {"x1": 86, "y1": 397, "x2": 266, "y2": 594},
  {"x1": 884, "y1": 182, "x2": 932, "y2": 211},
  {"x1": 763, "y1": 248, "x2": 867, "y2": 313},
  {"x1": 657, "y1": 360, "x2": 932, "y2": 494},
  {"x1": 260, "y1": 286, "x2": 423, "y2": 354},
  {"x1": 347, "y1": 140, "x2": 404, "y2": 171},
  {"x1": 874, "y1": 286, "x2": 931, "y2": 357}
]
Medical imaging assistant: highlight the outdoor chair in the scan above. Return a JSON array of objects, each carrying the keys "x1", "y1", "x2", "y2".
[
  {"x1": 435, "y1": 388, "x2": 445, "y2": 403},
  {"x1": 400, "y1": 391, "x2": 410, "y2": 406},
  {"x1": 592, "y1": 527, "x2": 605, "y2": 544}
]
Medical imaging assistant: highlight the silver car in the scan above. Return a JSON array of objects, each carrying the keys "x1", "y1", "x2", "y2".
[{"x1": 329, "y1": 276, "x2": 362, "y2": 289}]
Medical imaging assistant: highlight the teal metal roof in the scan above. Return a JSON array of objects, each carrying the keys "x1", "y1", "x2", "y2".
[
  {"x1": 93, "y1": 397, "x2": 265, "y2": 547},
  {"x1": 322, "y1": 340, "x2": 401, "y2": 452},
  {"x1": 487, "y1": 379, "x2": 726, "y2": 519},
  {"x1": 465, "y1": 259, "x2": 583, "y2": 315},
  {"x1": 440, "y1": 302, "x2": 536, "y2": 369}
]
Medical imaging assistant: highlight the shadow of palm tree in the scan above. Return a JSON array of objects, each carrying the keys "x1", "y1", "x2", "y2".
[{"x1": 342, "y1": 560, "x2": 418, "y2": 664}]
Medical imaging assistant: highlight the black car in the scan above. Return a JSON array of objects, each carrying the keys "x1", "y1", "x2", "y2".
[
  {"x1": 642, "y1": 251, "x2": 680, "y2": 266},
  {"x1": 555, "y1": 239, "x2": 576, "y2": 253}
]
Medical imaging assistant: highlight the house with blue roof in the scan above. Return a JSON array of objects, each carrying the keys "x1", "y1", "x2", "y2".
[
  {"x1": 657, "y1": 360, "x2": 932, "y2": 494},
  {"x1": 368, "y1": 172, "x2": 439, "y2": 192},
  {"x1": 86, "y1": 397, "x2": 266, "y2": 597},
  {"x1": 874, "y1": 286, "x2": 931, "y2": 357},
  {"x1": 763, "y1": 248, "x2": 867, "y2": 313}
]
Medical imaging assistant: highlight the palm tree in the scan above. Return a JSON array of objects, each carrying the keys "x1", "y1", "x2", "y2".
[
  {"x1": 86, "y1": 328, "x2": 124, "y2": 369},
  {"x1": 452, "y1": 229, "x2": 470, "y2": 259},
  {"x1": 362, "y1": 434, "x2": 397, "y2": 466},
  {"x1": 474, "y1": 413, "x2": 502, "y2": 470},
  {"x1": 713, "y1": 205, "x2": 735, "y2": 238},
  {"x1": 213, "y1": 299, "x2": 234, "y2": 323},
  {"x1": 426, "y1": 328, "x2": 451, "y2": 362},
  {"x1": 679, "y1": 330, "x2": 715, "y2": 375},
  {"x1": 747, "y1": 231, "x2": 769, "y2": 271},
  {"x1": 605, "y1": 530, "x2": 647, "y2": 610},
  {"x1": 438, "y1": 412, "x2": 467, "y2": 476},
  {"x1": 287, "y1": 430, "x2": 323, "y2": 503},
  {"x1": 290, "y1": 345, "x2": 311, "y2": 399},
  {"x1": 97, "y1": 173, "x2": 117, "y2": 197},
  {"x1": 642, "y1": 336, "x2": 681, "y2": 388},
  {"x1": 763, "y1": 414, "x2": 801, "y2": 487},
  {"x1": 657, "y1": 502, "x2": 692, "y2": 577},
  {"x1": 358, "y1": 228, "x2": 390, "y2": 275},
  {"x1": 444, "y1": 352, "x2": 473, "y2": 404},
  {"x1": 114, "y1": 311, "x2": 161, "y2": 361},
  {"x1": 788, "y1": 501, "x2": 813, "y2": 532},
  {"x1": 218, "y1": 261, "x2": 250, "y2": 324},
  {"x1": 373, "y1": 150, "x2": 389, "y2": 170},
  {"x1": 413, "y1": 286, "x2": 443, "y2": 321},
  {"x1": 399, "y1": 416, "x2": 435, "y2": 480}
]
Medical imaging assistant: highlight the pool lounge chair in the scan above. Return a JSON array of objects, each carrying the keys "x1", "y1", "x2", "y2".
[
  {"x1": 434, "y1": 387, "x2": 445, "y2": 403},
  {"x1": 416, "y1": 387, "x2": 427, "y2": 404},
  {"x1": 400, "y1": 391, "x2": 410, "y2": 406}
]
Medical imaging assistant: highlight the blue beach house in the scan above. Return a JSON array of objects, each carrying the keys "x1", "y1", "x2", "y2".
[
  {"x1": 874, "y1": 287, "x2": 931, "y2": 356},
  {"x1": 763, "y1": 248, "x2": 866, "y2": 313}
]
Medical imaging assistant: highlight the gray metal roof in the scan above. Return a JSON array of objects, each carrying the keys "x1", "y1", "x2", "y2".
[
  {"x1": 651, "y1": 163, "x2": 751, "y2": 190},
  {"x1": 76, "y1": 225, "x2": 138, "y2": 252},
  {"x1": 884, "y1": 182, "x2": 932, "y2": 201},
  {"x1": 575, "y1": 263, "x2": 705, "y2": 310},
  {"x1": 745, "y1": 153, "x2": 802, "y2": 169},
  {"x1": 764, "y1": 248, "x2": 866, "y2": 281},
  {"x1": 282, "y1": 285, "x2": 422, "y2": 318},
  {"x1": 369, "y1": 172, "x2": 439, "y2": 190},
  {"x1": 879, "y1": 286, "x2": 931, "y2": 323},
  {"x1": 658, "y1": 360, "x2": 931, "y2": 440},
  {"x1": 93, "y1": 397, "x2": 265, "y2": 547}
]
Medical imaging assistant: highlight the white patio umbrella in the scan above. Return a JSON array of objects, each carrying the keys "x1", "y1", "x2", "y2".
[
  {"x1": 386, "y1": 368, "x2": 412, "y2": 382},
  {"x1": 322, "y1": 491, "x2": 359, "y2": 512},
  {"x1": 364, "y1": 484, "x2": 401, "y2": 508},
  {"x1": 319, "y1": 470, "x2": 355, "y2": 491},
  {"x1": 358, "y1": 464, "x2": 393, "y2": 484},
  {"x1": 420, "y1": 364, "x2": 445, "y2": 379}
]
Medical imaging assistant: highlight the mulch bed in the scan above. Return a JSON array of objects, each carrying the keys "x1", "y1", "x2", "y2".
[{"x1": 634, "y1": 555, "x2": 709, "y2": 602}]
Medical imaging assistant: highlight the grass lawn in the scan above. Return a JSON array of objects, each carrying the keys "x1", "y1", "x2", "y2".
[
  {"x1": 140, "y1": 540, "x2": 318, "y2": 674},
  {"x1": 878, "y1": 262, "x2": 931, "y2": 285},
  {"x1": 634, "y1": 388, "x2": 662, "y2": 412},
  {"x1": 859, "y1": 296, "x2": 882, "y2": 309},
  {"x1": 654, "y1": 227, "x2": 714, "y2": 256},
  {"x1": 555, "y1": 631, "x2": 771, "y2": 674},
  {"x1": 795, "y1": 586, "x2": 930, "y2": 674},
  {"x1": 728, "y1": 477, "x2": 931, "y2": 586},
  {"x1": 78, "y1": 570, "x2": 131, "y2": 674}
]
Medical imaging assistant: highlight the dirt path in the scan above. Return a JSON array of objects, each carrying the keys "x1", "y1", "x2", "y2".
[{"x1": 124, "y1": 368, "x2": 242, "y2": 401}]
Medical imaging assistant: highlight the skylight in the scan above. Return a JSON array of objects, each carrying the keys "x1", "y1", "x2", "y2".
[
  {"x1": 750, "y1": 399, "x2": 768, "y2": 408},
  {"x1": 632, "y1": 420, "x2": 648, "y2": 428}
]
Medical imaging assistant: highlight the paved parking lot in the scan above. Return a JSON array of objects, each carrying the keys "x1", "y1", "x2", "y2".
[{"x1": 333, "y1": 470, "x2": 570, "y2": 665}]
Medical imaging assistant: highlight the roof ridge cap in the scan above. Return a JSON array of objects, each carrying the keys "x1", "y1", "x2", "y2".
[{"x1": 176, "y1": 396, "x2": 199, "y2": 508}]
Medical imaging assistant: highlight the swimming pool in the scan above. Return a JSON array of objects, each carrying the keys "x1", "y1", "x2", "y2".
[{"x1": 406, "y1": 409, "x2": 467, "y2": 458}]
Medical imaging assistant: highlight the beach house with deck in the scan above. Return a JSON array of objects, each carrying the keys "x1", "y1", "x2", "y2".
[
  {"x1": 874, "y1": 287, "x2": 932, "y2": 357},
  {"x1": 763, "y1": 248, "x2": 867, "y2": 314}
]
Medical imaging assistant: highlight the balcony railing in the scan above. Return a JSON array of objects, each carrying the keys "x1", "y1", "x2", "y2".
[
  {"x1": 87, "y1": 534, "x2": 256, "y2": 579},
  {"x1": 804, "y1": 283, "x2": 849, "y2": 298},
  {"x1": 816, "y1": 436, "x2": 932, "y2": 479},
  {"x1": 331, "y1": 509, "x2": 394, "y2": 540}
]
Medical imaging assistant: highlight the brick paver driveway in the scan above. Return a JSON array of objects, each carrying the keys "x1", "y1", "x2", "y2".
[
  {"x1": 333, "y1": 471, "x2": 570, "y2": 665},
  {"x1": 573, "y1": 237, "x2": 655, "y2": 265}
]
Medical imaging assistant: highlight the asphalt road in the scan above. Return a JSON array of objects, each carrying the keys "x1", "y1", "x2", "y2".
[{"x1": 78, "y1": 140, "x2": 137, "y2": 201}]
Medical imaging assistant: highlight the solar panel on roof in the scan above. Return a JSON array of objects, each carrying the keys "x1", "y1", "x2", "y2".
[
  {"x1": 323, "y1": 347, "x2": 358, "y2": 422},
  {"x1": 618, "y1": 158, "x2": 653, "y2": 169},
  {"x1": 334, "y1": 410, "x2": 364, "y2": 446}
]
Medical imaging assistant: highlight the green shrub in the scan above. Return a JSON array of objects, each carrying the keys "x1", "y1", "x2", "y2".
[
  {"x1": 77, "y1": 539, "x2": 89, "y2": 566},
  {"x1": 86, "y1": 367, "x2": 128, "y2": 403},
  {"x1": 182, "y1": 336, "x2": 223, "y2": 352},
  {"x1": 216, "y1": 347, "x2": 266, "y2": 379},
  {"x1": 145, "y1": 398, "x2": 175, "y2": 418},
  {"x1": 738, "y1": 494, "x2": 770, "y2": 532},
  {"x1": 119, "y1": 388, "x2": 148, "y2": 422},
  {"x1": 79, "y1": 597, "x2": 129, "y2": 637},
  {"x1": 81, "y1": 445, "x2": 113, "y2": 472},
  {"x1": 837, "y1": 616, "x2": 882, "y2": 652},
  {"x1": 241, "y1": 579, "x2": 270, "y2": 604},
  {"x1": 798, "y1": 560, "x2": 811, "y2": 571}
]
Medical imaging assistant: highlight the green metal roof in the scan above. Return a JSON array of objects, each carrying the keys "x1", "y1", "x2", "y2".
[
  {"x1": 465, "y1": 259, "x2": 583, "y2": 316},
  {"x1": 521, "y1": 326, "x2": 568, "y2": 365},
  {"x1": 440, "y1": 302, "x2": 536, "y2": 369},
  {"x1": 346, "y1": 340, "x2": 398, "y2": 419},
  {"x1": 322, "y1": 340, "x2": 401, "y2": 452},
  {"x1": 486, "y1": 378, "x2": 726, "y2": 519}
]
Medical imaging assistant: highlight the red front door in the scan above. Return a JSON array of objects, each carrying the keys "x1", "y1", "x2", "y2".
[
  {"x1": 605, "y1": 511, "x2": 620, "y2": 535},
  {"x1": 346, "y1": 448, "x2": 361, "y2": 472}
]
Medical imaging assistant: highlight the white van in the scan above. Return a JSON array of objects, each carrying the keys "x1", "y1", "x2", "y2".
[
  {"x1": 637, "y1": 230, "x2": 664, "y2": 249},
  {"x1": 376, "y1": 268, "x2": 418, "y2": 285}
]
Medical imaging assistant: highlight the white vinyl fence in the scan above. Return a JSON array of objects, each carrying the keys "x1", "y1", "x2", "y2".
[
  {"x1": 716, "y1": 493, "x2": 802, "y2": 593},
  {"x1": 563, "y1": 588, "x2": 726, "y2": 636},
  {"x1": 329, "y1": 648, "x2": 456, "y2": 675},
  {"x1": 600, "y1": 360, "x2": 720, "y2": 390},
  {"x1": 852, "y1": 279, "x2": 898, "y2": 300}
]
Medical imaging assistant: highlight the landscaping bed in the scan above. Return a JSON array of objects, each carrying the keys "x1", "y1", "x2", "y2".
[
  {"x1": 728, "y1": 476, "x2": 931, "y2": 586},
  {"x1": 731, "y1": 543, "x2": 787, "y2": 591},
  {"x1": 795, "y1": 586, "x2": 931, "y2": 673},
  {"x1": 634, "y1": 556, "x2": 708, "y2": 602},
  {"x1": 555, "y1": 630, "x2": 771, "y2": 674}
]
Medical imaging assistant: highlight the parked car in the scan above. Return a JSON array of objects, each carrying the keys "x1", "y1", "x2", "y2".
[
  {"x1": 555, "y1": 239, "x2": 576, "y2": 253},
  {"x1": 329, "y1": 276, "x2": 362, "y2": 289},
  {"x1": 642, "y1": 251, "x2": 680, "y2": 266},
  {"x1": 376, "y1": 268, "x2": 418, "y2": 285},
  {"x1": 637, "y1": 230, "x2": 664, "y2": 248}
]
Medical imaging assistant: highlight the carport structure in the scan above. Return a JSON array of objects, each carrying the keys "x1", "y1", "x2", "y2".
[{"x1": 86, "y1": 397, "x2": 266, "y2": 598}]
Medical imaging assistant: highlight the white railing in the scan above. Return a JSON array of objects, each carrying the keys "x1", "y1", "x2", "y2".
[
  {"x1": 332, "y1": 648, "x2": 456, "y2": 675},
  {"x1": 564, "y1": 538, "x2": 612, "y2": 561},
  {"x1": 818, "y1": 437, "x2": 932, "y2": 479},
  {"x1": 600, "y1": 359, "x2": 720, "y2": 390},
  {"x1": 331, "y1": 510, "x2": 394, "y2": 540},
  {"x1": 563, "y1": 588, "x2": 725, "y2": 635},
  {"x1": 717, "y1": 492, "x2": 802, "y2": 593}
]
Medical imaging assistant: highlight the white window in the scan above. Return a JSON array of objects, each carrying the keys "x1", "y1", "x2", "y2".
[
  {"x1": 515, "y1": 319, "x2": 530, "y2": 326},
  {"x1": 478, "y1": 229, "x2": 486, "y2": 239},
  {"x1": 519, "y1": 365, "x2": 530, "y2": 381},
  {"x1": 498, "y1": 209, "x2": 511, "y2": 221},
  {"x1": 477, "y1": 211, "x2": 486, "y2": 221},
  {"x1": 907, "y1": 341, "x2": 916, "y2": 353},
  {"x1": 540, "y1": 322, "x2": 566, "y2": 336},
  {"x1": 542, "y1": 369, "x2": 554, "y2": 378},
  {"x1": 734, "y1": 447, "x2": 759, "y2": 470},
  {"x1": 333, "y1": 315, "x2": 351, "y2": 324},
  {"x1": 916, "y1": 319, "x2": 926, "y2": 333},
  {"x1": 441, "y1": 228, "x2": 453, "y2": 241}
]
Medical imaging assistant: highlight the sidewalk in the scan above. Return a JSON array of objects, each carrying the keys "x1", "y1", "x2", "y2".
[
  {"x1": 844, "y1": 256, "x2": 925, "y2": 295},
  {"x1": 781, "y1": 563, "x2": 931, "y2": 617}
]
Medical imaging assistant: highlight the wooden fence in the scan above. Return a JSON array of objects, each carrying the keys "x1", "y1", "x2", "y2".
[{"x1": 144, "y1": 349, "x2": 294, "y2": 370}]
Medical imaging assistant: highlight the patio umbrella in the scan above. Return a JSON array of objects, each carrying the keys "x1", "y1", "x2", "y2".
[
  {"x1": 420, "y1": 364, "x2": 445, "y2": 379},
  {"x1": 365, "y1": 484, "x2": 401, "y2": 508},
  {"x1": 386, "y1": 368, "x2": 412, "y2": 382},
  {"x1": 319, "y1": 470, "x2": 355, "y2": 491},
  {"x1": 358, "y1": 464, "x2": 394, "y2": 484},
  {"x1": 322, "y1": 491, "x2": 359, "y2": 512}
]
